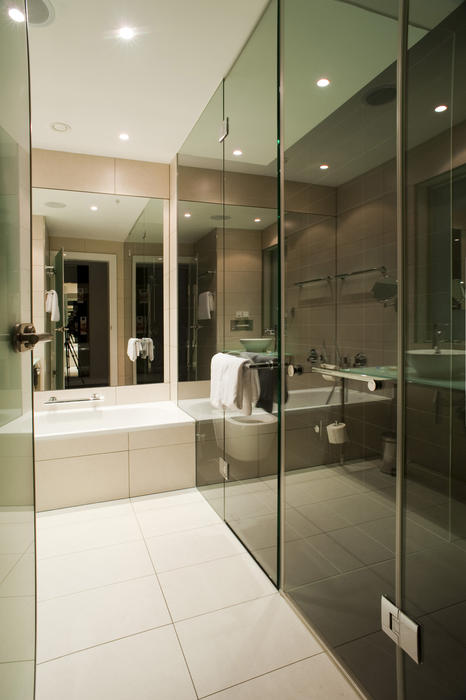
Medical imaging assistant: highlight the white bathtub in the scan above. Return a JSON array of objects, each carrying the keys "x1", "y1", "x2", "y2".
[
  {"x1": 34, "y1": 401, "x2": 195, "y2": 511},
  {"x1": 35, "y1": 401, "x2": 193, "y2": 438}
]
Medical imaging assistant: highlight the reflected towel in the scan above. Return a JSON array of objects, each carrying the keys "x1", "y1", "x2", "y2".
[
  {"x1": 198, "y1": 291, "x2": 214, "y2": 320},
  {"x1": 45, "y1": 290, "x2": 60, "y2": 322},
  {"x1": 140, "y1": 337, "x2": 154, "y2": 361},
  {"x1": 127, "y1": 338, "x2": 142, "y2": 362}
]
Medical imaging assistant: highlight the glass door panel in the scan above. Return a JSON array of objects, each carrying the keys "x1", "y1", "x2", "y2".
[
  {"x1": 223, "y1": 0, "x2": 280, "y2": 584},
  {"x1": 404, "y1": 3, "x2": 466, "y2": 697},
  {"x1": 0, "y1": 1, "x2": 35, "y2": 697},
  {"x1": 282, "y1": 1, "x2": 399, "y2": 697},
  {"x1": 177, "y1": 82, "x2": 225, "y2": 520}
]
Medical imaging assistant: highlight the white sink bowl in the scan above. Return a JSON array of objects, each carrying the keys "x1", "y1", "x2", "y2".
[
  {"x1": 407, "y1": 349, "x2": 465, "y2": 380},
  {"x1": 240, "y1": 338, "x2": 273, "y2": 353}
]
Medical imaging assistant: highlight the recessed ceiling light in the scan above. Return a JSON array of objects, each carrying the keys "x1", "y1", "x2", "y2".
[
  {"x1": 233, "y1": 149, "x2": 243, "y2": 156},
  {"x1": 320, "y1": 164, "x2": 329, "y2": 170},
  {"x1": 184, "y1": 212, "x2": 191, "y2": 218},
  {"x1": 254, "y1": 218, "x2": 261, "y2": 223},
  {"x1": 45, "y1": 201, "x2": 66, "y2": 208},
  {"x1": 316, "y1": 78, "x2": 330, "y2": 87},
  {"x1": 90, "y1": 206, "x2": 98, "y2": 211},
  {"x1": 434, "y1": 104, "x2": 447, "y2": 113},
  {"x1": 8, "y1": 7, "x2": 25, "y2": 22},
  {"x1": 119, "y1": 133, "x2": 129, "y2": 141},
  {"x1": 118, "y1": 26, "x2": 135, "y2": 40},
  {"x1": 51, "y1": 121, "x2": 71, "y2": 132}
]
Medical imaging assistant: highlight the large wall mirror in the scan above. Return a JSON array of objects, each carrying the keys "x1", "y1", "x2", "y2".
[{"x1": 32, "y1": 188, "x2": 166, "y2": 391}]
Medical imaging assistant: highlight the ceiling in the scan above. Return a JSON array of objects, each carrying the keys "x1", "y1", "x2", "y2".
[
  {"x1": 28, "y1": 0, "x2": 269, "y2": 163},
  {"x1": 32, "y1": 188, "x2": 164, "y2": 241}
]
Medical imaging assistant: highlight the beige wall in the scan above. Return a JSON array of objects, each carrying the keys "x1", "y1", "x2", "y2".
[{"x1": 32, "y1": 149, "x2": 169, "y2": 199}]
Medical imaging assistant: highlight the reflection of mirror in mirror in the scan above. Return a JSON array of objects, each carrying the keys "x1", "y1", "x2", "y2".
[{"x1": 31, "y1": 189, "x2": 166, "y2": 391}]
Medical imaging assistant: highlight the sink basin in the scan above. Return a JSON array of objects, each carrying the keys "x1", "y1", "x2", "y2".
[
  {"x1": 240, "y1": 338, "x2": 273, "y2": 353},
  {"x1": 407, "y1": 349, "x2": 466, "y2": 380}
]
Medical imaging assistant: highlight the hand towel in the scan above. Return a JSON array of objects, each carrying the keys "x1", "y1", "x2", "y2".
[
  {"x1": 141, "y1": 337, "x2": 154, "y2": 361},
  {"x1": 198, "y1": 291, "x2": 214, "y2": 320},
  {"x1": 210, "y1": 353, "x2": 248, "y2": 411},
  {"x1": 127, "y1": 338, "x2": 142, "y2": 362},
  {"x1": 45, "y1": 290, "x2": 60, "y2": 322}
]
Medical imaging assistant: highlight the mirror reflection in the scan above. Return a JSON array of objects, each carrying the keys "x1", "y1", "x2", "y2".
[{"x1": 32, "y1": 189, "x2": 166, "y2": 390}]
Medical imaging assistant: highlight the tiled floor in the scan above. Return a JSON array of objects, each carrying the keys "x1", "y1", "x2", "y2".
[{"x1": 35, "y1": 488, "x2": 360, "y2": 700}]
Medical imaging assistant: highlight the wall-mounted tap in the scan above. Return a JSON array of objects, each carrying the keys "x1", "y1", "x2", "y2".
[
  {"x1": 307, "y1": 348, "x2": 319, "y2": 365},
  {"x1": 353, "y1": 352, "x2": 367, "y2": 368}
]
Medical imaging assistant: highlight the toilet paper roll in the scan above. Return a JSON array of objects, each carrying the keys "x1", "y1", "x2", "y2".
[{"x1": 326, "y1": 422, "x2": 348, "y2": 444}]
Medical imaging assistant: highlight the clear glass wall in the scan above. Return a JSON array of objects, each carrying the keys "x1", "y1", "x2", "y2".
[{"x1": 0, "y1": 1, "x2": 36, "y2": 697}]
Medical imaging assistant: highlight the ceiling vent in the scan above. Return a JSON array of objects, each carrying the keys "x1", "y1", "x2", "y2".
[{"x1": 28, "y1": 0, "x2": 55, "y2": 26}]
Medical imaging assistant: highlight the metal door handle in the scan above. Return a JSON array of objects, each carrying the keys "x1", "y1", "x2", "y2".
[{"x1": 13, "y1": 323, "x2": 53, "y2": 352}]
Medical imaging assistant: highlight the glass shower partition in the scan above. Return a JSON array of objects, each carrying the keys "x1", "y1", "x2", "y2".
[
  {"x1": 222, "y1": 0, "x2": 281, "y2": 585},
  {"x1": 282, "y1": 1, "x2": 400, "y2": 697},
  {"x1": 0, "y1": 1, "x2": 36, "y2": 697}
]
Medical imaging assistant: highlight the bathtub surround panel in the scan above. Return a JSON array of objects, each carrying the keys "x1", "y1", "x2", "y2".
[{"x1": 34, "y1": 403, "x2": 195, "y2": 510}]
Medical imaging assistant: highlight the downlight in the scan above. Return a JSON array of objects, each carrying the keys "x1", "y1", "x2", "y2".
[{"x1": 27, "y1": 0, "x2": 55, "y2": 26}]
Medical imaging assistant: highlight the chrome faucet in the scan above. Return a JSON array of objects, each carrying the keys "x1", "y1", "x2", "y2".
[{"x1": 432, "y1": 324, "x2": 443, "y2": 354}]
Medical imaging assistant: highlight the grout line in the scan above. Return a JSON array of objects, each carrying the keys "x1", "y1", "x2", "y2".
[
  {"x1": 128, "y1": 498, "x2": 200, "y2": 699},
  {"x1": 197, "y1": 652, "x2": 327, "y2": 699},
  {"x1": 36, "y1": 622, "x2": 174, "y2": 665},
  {"x1": 36, "y1": 536, "x2": 144, "y2": 561},
  {"x1": 36, "y1": 573, "x2": 157, "y2": 603},
  {"x1": 0, "y1": 548, "x2": 31, "y2": 587},
  {"x1": 172, "y1": 591, "x2": 278, "y2": 627}
]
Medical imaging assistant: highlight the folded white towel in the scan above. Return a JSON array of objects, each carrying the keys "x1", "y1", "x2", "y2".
[
  {"x1": 198, "y1": 291, "x2": 214, "y2": 320},
  {"x1": 45, "y1": 290, "x2": 60, "y2": 322},
  {"x1": 210, "y1": 353, "x2": 259, "y2": 416},
  {"x1": 127, "y1": 338, "x2": 142, "y2": 362}
]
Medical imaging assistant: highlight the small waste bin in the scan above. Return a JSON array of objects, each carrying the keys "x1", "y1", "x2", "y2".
[{"x1": 381, "y1": 433, "x2": 396, "y2": 475}]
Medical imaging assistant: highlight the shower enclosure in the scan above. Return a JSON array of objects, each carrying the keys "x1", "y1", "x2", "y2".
[{"x1": 178, "y1": 1, "x2": 466, "y2": 698}]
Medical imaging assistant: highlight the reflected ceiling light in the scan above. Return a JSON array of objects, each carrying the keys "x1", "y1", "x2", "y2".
[
  {"x1": 8, "y1": 7, "x2": 25, "y2": 21},
  {"x1": 232, "y1": 149, "x2": 243, "y2": 156},
  {"x1": 434, "y1": 104, "x2": 447, "y2": 113},
  {"x1": 184, "y1": 212, "x2": 191, "y2": 218},
  {"x1": 118, "y1": 26, "x2": 135, "y2": 40},
  {"x1": 254, "y1": 217, "x2": 261, "y2": 223},
  {"x1": 319, "y1": 163, "x2": 329, "y2": 170},
  {"x1": 51, "y1": 121, "x2": 71, "y2": 132},
  {"x1": 316, "y1": 77, "x2": 330, "y2": 87},
  {"x1": 119, "y1": 132, "x2": 129, "y2": 140},
  {"x1": 90, "y1": 205, "x2": 98, "y2": 211}
]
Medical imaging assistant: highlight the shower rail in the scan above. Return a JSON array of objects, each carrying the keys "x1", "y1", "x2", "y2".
[{"x1": 295, "y1": 265, "x2": 387, "y2": 287}]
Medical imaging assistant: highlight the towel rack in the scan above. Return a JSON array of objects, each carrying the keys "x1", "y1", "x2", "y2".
[
  {"x1": 44, "y1": 393, "x2": 104, "y2": 405},
  {"x1": 295, "y1": 266, "x2": 387, "y2": 287}
]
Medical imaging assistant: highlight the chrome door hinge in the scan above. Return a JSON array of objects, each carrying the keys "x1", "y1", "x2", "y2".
[
  {"x1": 381, "y1": 595, "x2": 421, "y2": 664},
  {"x1": 218, "y1": 118, "x2": 229, "y2": 143},
  {"x1": 219, "y1": 457, "x2": 229, "y2": 480}
]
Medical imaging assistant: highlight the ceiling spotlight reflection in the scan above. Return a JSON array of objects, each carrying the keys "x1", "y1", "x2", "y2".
[
  {"x1": 184, "y1": 212, "x2": 191, "y2": 218},
  {"x1": 316, "y1": 78, "x2": 330, "y2": 87},
  {"x1": 119, "y1": 133, "x2": 129, "y2": 141},
  {"x1": 118, "y1": 26, "x2": 135, "y2": 40},
  {"x1": 434, "y1": 104, "x2": 447, "y2": 113},
  {"x1": 90, "y1": 206, "x2": 98, "y2": 211},
  {"x1": 233, "y1": 149, "x2": 243, "y2": 157},
  {"x1": 8, "y1": 7, "x2": 25, "y2": 21},
  {"x1": 254, "y1": 218, "x2": 261, "y2": 223},
  {"x1": 319, "y1": 164, "x2": 329, "y2": 170}
]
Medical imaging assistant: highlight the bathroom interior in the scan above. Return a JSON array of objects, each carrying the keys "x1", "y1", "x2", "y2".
[{"x1": 2, "y1": 0, "x2": 466, "y2": 698}]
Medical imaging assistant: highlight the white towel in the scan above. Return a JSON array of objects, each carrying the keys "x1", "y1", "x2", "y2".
[
  {"x1": 198, "y1": 291, "x2": 214, "y2": 320},
  {"x1": 141, "y1": 337, "x2": 154, "y2": 361},
  {"x1": 210, "y1": 353, "x2": 260, "y2": 416},
  {"x1": 127, "y1": 338, "x2": 142, "y2": 362},
  {"x1": 45, "y1": 290, "x2": 60, "y2": 322}
]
